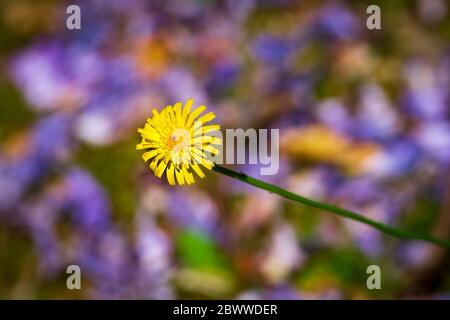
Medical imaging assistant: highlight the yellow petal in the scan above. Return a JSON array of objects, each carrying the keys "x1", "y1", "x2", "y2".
[
  {"x1": 191, "y1": 152, "x2": 214, "y2": 170},
  {"x1": 136, "y1": 142, "x2": 151, "y2": 150},
  {"x1": 138, "y1": 128, "x2": 160, "y2": 140},
  {"x1": 203, "y1": 145, "x2": 220, "y2": 155},
  {"x1": 149, "y1": 158, "x2": 159, "y2": 171},
  {"x1": 197, "y1": 112, "x2": 216, "y2": 125},
  {"x1": 142, "y1": 149, "x2": 158, "y2": 162},
  {"x1": 175, "y1": 167, "x2": 185, "y2": 185},
  {"x1": 186, "y1": 105, "x2": 206, "y2": 128},
  {"x1": 182, "y1": 166, "x2": 195, "y2": 185},
  {"x1": 190, "y1": 136, "x2": 222, "y2": 145},
  {"x1": 152, "y1": 108, "x2": 160, "y2": 120},
  {"x1": 174, "y1": 102, "x2": 182, "y2": 118},
  {"x1": 190, "y1": 164, "x2": 205, "y2": 178},
  {"x1": 155, "y1": 160, "x2": 167, "y2": 178},
  {"x1": 182, "y1": 99, "x2": 194, "y2": 124},
  {"x1": 166, "y1": 164, "x2": 176, "y2": 185},
  {"x1": 195, "y1": 124, "x2": 221, "y2": 136}
]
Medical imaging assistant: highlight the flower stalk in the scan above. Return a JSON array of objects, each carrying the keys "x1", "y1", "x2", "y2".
[{"x1": 213, "y1": 165, "x2": 450, "y2": 250}]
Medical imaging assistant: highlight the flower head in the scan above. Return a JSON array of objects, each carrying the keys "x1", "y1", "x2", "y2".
[{"x1": 137, "y1": 99, "x2": 221, "y2": 185}]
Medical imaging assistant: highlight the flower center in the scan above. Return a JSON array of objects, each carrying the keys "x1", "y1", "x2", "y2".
[{"x1": 167, "y1": 128, "x2": 190, "y2": 152}]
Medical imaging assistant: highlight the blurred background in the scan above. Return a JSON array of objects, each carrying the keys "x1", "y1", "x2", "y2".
[{"x1": 0, "y1": 0, "x2": 449, "y2": 299}]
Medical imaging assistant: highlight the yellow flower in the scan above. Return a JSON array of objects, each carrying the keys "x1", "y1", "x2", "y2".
[{"x1": 136, "y1": 99, "x2": 222, "y2": 185}]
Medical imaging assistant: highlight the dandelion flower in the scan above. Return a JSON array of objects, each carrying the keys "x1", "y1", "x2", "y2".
[{"x1": 137, "y1": 99, "x2": 222, "y2": 185}]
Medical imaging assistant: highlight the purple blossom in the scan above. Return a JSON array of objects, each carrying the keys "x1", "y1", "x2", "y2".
[
  {"x1": 313, "y1": 4, "x2": 359, "y2": 42},
  {"x1": 0, "y1": 161, "x2": 30, "y2": 211},
  {"x1": 316, "y1": 99, "x2": 352, "y2": 134},
  {"x1": 63, "y1": 168, "x2": 111, "y2": 232},
  {"x1": 396, "y1": 241, "x2": 431, "y2": 268},
  {"x1": 10, "y1": 44, "x2": 69, "y2": 111},
  {"x1": 252, "y1": 35, "x2": 293, "y2": 67},
  {"x1": 354, "y1": 84, "x2": 399, "y2": 141},
  {"x1": 414, "y1": 121, "x2": 450, "y2": 164},
  {"x1": 31, "y1": 115, "x2": 73, "y2": 164},
  {"x1": 403, "y1": 87, "x2": 448, "y2": 120},
  {"x1": 207, "y1": 61, "x2": 239, "y2": 96},
  {"x1": 134, "y1": 213, "x2": 173, "y2": 299},
  {"x1": 74, "y1": 230, "x2": 133, "y2": 298},
  {"x1": 167, "y1": 189, "x2": 221, "y2": 238},
  {"x1": 21, "y1": 200, "x2": 62, "y2": 276},
  {"x1": 365, "y1": 140, "x2": 421, "y2": 178}
]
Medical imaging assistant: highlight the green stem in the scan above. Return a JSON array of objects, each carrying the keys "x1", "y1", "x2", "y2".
[{"x1": 213, "y1": 165, "x2": 450, "y2": 250}]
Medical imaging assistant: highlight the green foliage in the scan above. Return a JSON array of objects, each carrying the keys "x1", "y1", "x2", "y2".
[
  {"x1": 0, "y1": 80, "x2": 36, "y2": 142},
  {"x1": 75, "y1": 139, "x2": 140, "y2": 222},
  {"x1": 176, "y1": 229, "x2": 229, "y2": 272}
]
